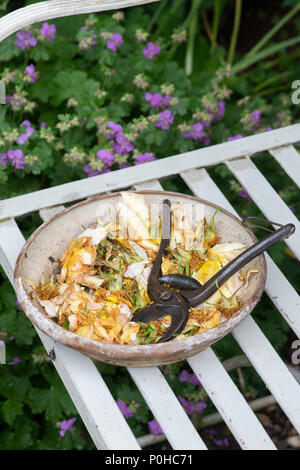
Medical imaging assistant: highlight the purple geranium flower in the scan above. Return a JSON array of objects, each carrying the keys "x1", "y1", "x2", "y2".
[
  {"x1": 178, "y1": 370, "x2": 201, "y2": 386},
  {"x1": 183, "y1": 123, "x2": 205, "y2": 141},
  {"x1": 113, "y1": 133, "x2": 134, "y2": 155},
  {"x1": 0, "y1": 153, "x2": 7, "y2": 166},
  {"x1": 178, "y1": 396, "x2": 194, "y2": 415},
  {"x1": 217, "y1": 101, "x2": 225, "y2": 119},
  {"x1": 83, "y1": 165, "x2": 100, "y2": 178},
  {"x1": 97, "y1": 149, "x2": 115, "y2": 168},
  {"x1": 148, "y1": 420, "x2": 163, "y2": 435},
  {"x1": 9, "y1": 357, "x2": 21, "y2": 365},
  {"x1": 214, "y1": 437, "x2": 229, "y2": 447},
  {"x1": 143, "y1": 42, "x2": 161, "y2": 60},
  {"x1": 101, "y1": 168, "x2": 111, "y2": 174},
  {"x1": 7, "y1": 149, "x2": 25, "y2": 169},
  {"x1": 107, "y1": 33, "x2": 123, "y2": 52},
  {"x1": 135, "y1": 153, "x2": 156, "y2": 165},
  {"x1": 107, "y1": 121, "x2": 122, "y2": 139},
  {"x1": 145, "y1": 92, "x2": 172, "y2": 109},
  {"x1": 178, "y1": 396, "x2": 206, "y2": 414},
  {"x1": 15, "y1": 31, "x2": 37, "y2": 50},
  {"x1": 119, "y1": 162, "x2": 131, "y2": 169},
  {"x1": 251, "y1": 109, "x2": 261, "y2": 128},
  {"x1": 59, "y1": 417, "x2": 77, "y2": 437},
  {"x1": 206, "y1": 429, "x2": 218, "y2": 436},
  {"x1": 227, "y1": 134, "x2": 243, "y2": 141},
  {"x1": 195, "y1": 401, "x2": 206, "y2": 412},
  {"x1": 178, "y1": 370, "x2": 189, "y2": 382},
  {"x1": 237, "y1": 187, "x2": 250, "y2": 200},
  {"x1": 17, "y1": 134, "x2": 29, "y2": 145},
  {"x1": 116, "y1": 401, "x2": 133, "y2": 419},
  {"x1": 25, "y1": 64, "x2": 38, "y2": 83},
  {"x1": 17, "y1": 120, "x2": 35, "y2": 145},
  {"x1": 206, "y1": 100, "x2": 225, "y2": 123},
  {"x1": 40, "y1": 22, "x2": 56, "y2": 40},
  {"x1": 16, "y1": 299, "x2": 23, "y2": 311},
  {"x1": 39, "y1": 122, "x2": 47, "y2": 129},
  {"x1": 145, "y1": 92, "x2": 163, "y2": 108},
  {"x1": 156, "y1": 109, "x2": 174, "y2": 130},
  {"x1": 214, "y1": 438, "x2": 223, "y2": 446},
  {"x1": 188, "y1": 374, "x2": 201, "y2": 387},
  {"x1": 289, "y1": 205, "x2": 295, "y2": 213},
  {"x1": 162, "y1": 95, "x2": 172, "y2": 107}
]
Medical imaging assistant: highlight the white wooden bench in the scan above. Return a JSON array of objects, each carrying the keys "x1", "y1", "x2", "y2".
[{"x1": 0, "y1": 0, "x2": 300, "y2": 451}]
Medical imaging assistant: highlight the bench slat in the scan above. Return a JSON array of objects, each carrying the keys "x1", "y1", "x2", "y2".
[
  {"x1": 226, "y1": 157, "x2": 300, "y2": 260},
  {"x1": 270, "y1": 145, "x2": 300, "y2": 188},
  {"x1": 0, "y1": 0, "x2": 160, "y2": 42},
  {"x1": 181, "y1": 168, "x2": 300, "y2": 434},
  {"x1": 0, "y1": 217, "x2": 140, "y2": 450},
  {"x1": 128, "y1": 367, "x2": 207, "y2": 450},
  {"x1": 188, "y1": 349, "x2": 276, "y2": 450},
  {"x1": 233, "y1": 316, "x2": 300, "y2": 434},
  {"x1": 1, "y1": 125, "x2": 300, "y2": 221},
  {"x1": 135, "y1": 180, "x2": 275, "y2": 449}
]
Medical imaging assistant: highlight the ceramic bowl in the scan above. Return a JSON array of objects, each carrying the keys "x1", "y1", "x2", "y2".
[{"x1": 14, "y1": 191, "x2": 267, "y2": 366}]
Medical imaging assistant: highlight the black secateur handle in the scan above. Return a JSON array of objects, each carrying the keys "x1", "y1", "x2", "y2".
[{"x1": 160, "y1": 220, "x2": 295, "y2": 308}]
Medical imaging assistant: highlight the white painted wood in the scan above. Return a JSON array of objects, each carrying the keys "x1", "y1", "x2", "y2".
[
  {"x1": 137, "y1": 394, "x2": 277, "y2": 448},
  {"x1": 187, "y1": 349, "x2": 276, "y2": 450},
  {"x1": 135, "y1": 180, "x2": 275, "y2": 450},
  {"x1": 39, "y1": 202, "x2": 206, "y2": 450},
  {"x1": 44, "y1": 340, "x2": 141, "y2": 450},
  {"x1": 0, "y1": 340, "x2": 5, "y2": 365},
  {"x1": 181, "y1": 168, "x2": 300, "y2": 434},
  {"x1": 39, "y1": 205, "x2": 65, "y2": 221},
  {"x1": 0, "y1": 218, "x2": 140, "y2": 450},
  {"x1": 128, "y1": 367, "x2": 207, "y2": 450},
  {"x1": 1, "y1": 125, "x2": 300, "y2": 220},
  {"x1": 233, "y1": 316, "x2": 300, "y2": 434},
  {"x1": 270, "y1": 145, "x2": 300, "y2": 188},
  {"x1": 180, "y1": 169, "x2": 300, "y2": 338},
  {"x1": 0, "y1": 218, "x2": 25, "y2": 283},
  {"x1": 226, "y1": 157, "x2": 300, "y2": 261},
  {"x1": 0, "y1": 0, "x2": 160, "y2": 42}
]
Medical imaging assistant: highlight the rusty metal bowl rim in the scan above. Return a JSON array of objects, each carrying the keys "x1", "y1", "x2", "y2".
[{"x1": 14, "y1": 190, "x2": 267, "y2": 366}]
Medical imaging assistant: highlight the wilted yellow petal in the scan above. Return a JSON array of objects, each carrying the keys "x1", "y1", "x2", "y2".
[
  {"x1": 119, "y1": 324, "x2": 140, "y2": 345},
  {"x1": 196, "y1": 259, "x2": 222, "y2": 284},
  {"x1": 94, "y1": 321, "x2": 111, "y2": 342},
  {"x1": 76, "y1": 325, "x2": 93, "y2": 338}
]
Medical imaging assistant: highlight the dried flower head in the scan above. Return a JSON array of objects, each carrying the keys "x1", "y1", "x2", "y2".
[
  {"x1": 112, "y1": 11, "x2": 124, "y2": 21},
  {"x1": 133, "y1": 74, "x2": 149, "y2": 90},
  {"x1": 171, "y1": 29, "x2": 187, "y2": 44},
  {"x1": 135, "y1": 29, "x2": 149, "y2": 42}
]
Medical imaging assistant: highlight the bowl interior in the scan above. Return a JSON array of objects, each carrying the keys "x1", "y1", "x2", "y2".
[{"x1": 14, "y1": 191, "x2": 266, "y2": 366}]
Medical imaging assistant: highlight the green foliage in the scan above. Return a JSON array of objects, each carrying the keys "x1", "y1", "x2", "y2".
[{"x1": 0, "y1": 0, "x2": 299, "y2": 450}]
